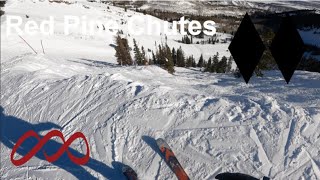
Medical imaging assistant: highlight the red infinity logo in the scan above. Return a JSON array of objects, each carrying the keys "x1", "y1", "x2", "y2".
[{"x1": 11, "y1": 130, "x2": 90, "y2": 166}]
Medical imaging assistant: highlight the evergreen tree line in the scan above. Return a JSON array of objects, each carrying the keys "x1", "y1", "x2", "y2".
[
  {"x1": 200, "y1": 53, "x2": 233, "y2": 73},
  {"x1": 152, "y1": 46, "x2": 233, "y2": 74},
  {"x1": 115, "y1": 35, "x2": 175, "y2": 74},
  {"x1": 181, "y1": 35, "x2": 193, "y2": 44},
  {"x1": 115, "y1": 35, "x2": 233, "y2": 74},
  {"x1": 180, "y1": 35, "x2": 220, "y2": 45}
]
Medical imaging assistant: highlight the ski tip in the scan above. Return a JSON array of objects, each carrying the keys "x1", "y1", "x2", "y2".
[
  {"x1": 156, "y1": 138, "x2": 171, "y2": 149},
  {"x1": 156, "y1": 138, "x2": 165, "y2": 142},
  {"x1": 156, "y1": 138, "x2": 166, "y2": 145}
]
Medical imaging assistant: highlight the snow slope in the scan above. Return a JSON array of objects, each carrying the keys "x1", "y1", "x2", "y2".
[{"x1": 1, "y1": 1, "x2": 320, "y2": 180}]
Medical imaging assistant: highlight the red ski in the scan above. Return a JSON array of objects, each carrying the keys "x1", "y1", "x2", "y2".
[{"x1": 156, "y1": 138, "x2": 190, "y2": 180}]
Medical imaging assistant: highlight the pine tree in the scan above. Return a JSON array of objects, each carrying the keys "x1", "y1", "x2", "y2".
[
  {"x1": 206, "y1": 57, "x2": 212, "y2": 72},
  {"x1": 141, "y1": 46, "x2": 148, "y2": 65},
  {"x1": 227, "y1": 56, "x2": 233, "y2": 72},
  {"x1": 176, "y1": 47, "x2": 185, "y2": 67},
  {"x1": 115, "y1": 35, "x2": 132, "y2": 66},
  {"x1": 123, "y1": 37, "x2": 133, "y2": 65},
  {"x1": 159, "y1": 45, "x2": 166, "y2": 65},
  {"x1": 182, "y1": 35, "x2": 191, "y2": 44},
  {"x1": 197, "y1": 54, "x2": 204, "y2": 68},
  {"x1": 165, "y1": 45, "x2": 175, "y2": 74},
  {"x1": 211, "y1": 53, "x2": 219, "y2": 72},
  {"x1": 115, "y1": 35, "x2": 123, "y2": 65},
  {"x1": 186, "y1": 36, "x2": 191, "y2": 44},
  {"x1": 186, "y1": 56, "x2": 193, "y2": 67},
  {"x1": 203, "y1": 60, "x2": 207, "y2": 71},
  {"x1": 172, "y1": 47, "x2": 177, "y2": 65},
  {"x1": 152, "y1": 51, "x2": 157, "y2": 65},
  {"x1": 166, "y1": 58, "x2": 175, "y2": 74},
  {"x1": 133, "y1": 39, "x2": 143, "y2": 65},
  {"x1": 217, "y1": 56, "x2": 228, "y2": 73},
  {"x1": 192, "y1": 56, "x2": 196, "y2": 67}
]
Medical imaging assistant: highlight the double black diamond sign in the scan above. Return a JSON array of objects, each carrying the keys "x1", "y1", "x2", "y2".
[{"x1": 229, "y1": 13, "x2": 305, "y2": 84}]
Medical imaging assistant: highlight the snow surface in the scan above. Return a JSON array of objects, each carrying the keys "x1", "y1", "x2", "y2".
[{"x1": 1, "y1": 1, "x2": 320, "y2": 180}]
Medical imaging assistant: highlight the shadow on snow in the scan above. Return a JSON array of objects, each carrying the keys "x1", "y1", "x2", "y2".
[{"x1": 0, "y1": 106, "x2": 122, "y2": 179}]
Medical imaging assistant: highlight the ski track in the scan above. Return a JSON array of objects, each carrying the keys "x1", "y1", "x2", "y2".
[
  {"x1": 249, "y1": 127, "x2": 272, "y2": 176},
  {"x1": 305, "y1": 149, "x2": 320, "y2": 179}
]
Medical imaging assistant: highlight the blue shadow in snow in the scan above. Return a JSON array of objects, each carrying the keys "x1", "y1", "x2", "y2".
[
  {"x1": 0, "y1": 106, "x2": 118, "y2": 179},
  {"x1": 141, "y1": 136, "x2": 162, "y2": 157}
]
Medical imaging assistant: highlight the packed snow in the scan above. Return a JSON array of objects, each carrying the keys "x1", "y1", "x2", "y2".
[{"x1": 1, "y1": 1, "x2": 320, "y2": 180}]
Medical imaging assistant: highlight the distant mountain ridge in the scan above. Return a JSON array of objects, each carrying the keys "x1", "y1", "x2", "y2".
[{"x1": 134, "y1": 0, "x2": 320, "y2": 16}]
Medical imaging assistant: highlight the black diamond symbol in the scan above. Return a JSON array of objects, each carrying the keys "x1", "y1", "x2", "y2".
[
  {"x1": 229, "y1": 13, "x2": 265, "y2": 84},
  {"x1": 270, "y1": 16, "x2": 305, "y2": 84}
]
